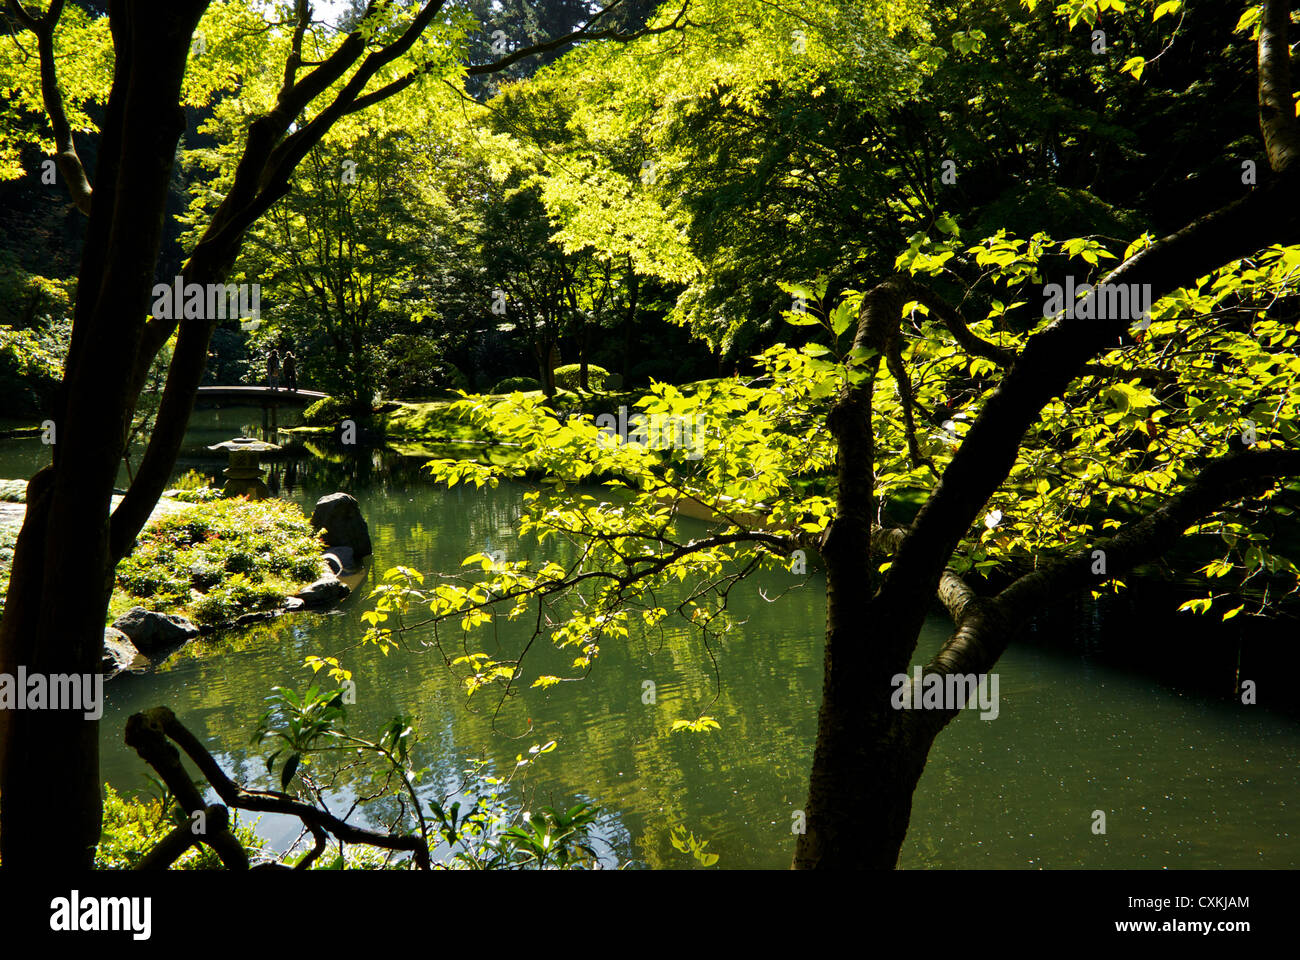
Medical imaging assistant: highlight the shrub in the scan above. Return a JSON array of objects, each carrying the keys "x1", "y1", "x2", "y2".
[
  {"x1": 0, "y1": 479, "x2": 26, "y2": 502},
  {"x1": 192, "y1": 590, "x2": 237, "y2": 626},
  {"x1": 167, "y1": 487, "x2": 224, "y2": 503},
  {"x1": 553, "y1": 364, "x2": 609, "y2": 391},
  {"x1": 302, "y1": 395, "x2": 343, "y2": 425},
  {"x1": 491, "y1": 376, "x2": 540, "y2": 394},
  {"x1": 171, "y1": 469, "x2": 213, "y2": 492},
  {"x1": 288, "y1": 556, "x2": 324, "y2": 583},
  {"x1": 222, "y1": 549, "x2": 258, "y2": 574}
]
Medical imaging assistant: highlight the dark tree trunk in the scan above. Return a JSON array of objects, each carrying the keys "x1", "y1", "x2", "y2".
[
  {"x1": 536, "y1": 336, "x2": 558, "y2": 396},
  {"x1": 578, "y1": 312, "x2": 589, "y2": 392},
  {"x1": 622, "y1": 267, "x2": 637, "y2": 385},
  {"x1": 790, "y1": 48, "x2": 1300, "y2": 861},
  {"x1": 0, "y1": 0, "x2": 673, "y2": 875},
  {"x1": 791, "y1": 285, "x2": 937, "y2": 869},
  {"x1": 0, "y1": 2, "x2": 209, "y2": 871}
]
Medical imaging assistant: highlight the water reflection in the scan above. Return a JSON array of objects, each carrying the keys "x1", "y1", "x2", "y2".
[{"x1": 0, "y1": 407, "x2": 1296, "y2": 868}]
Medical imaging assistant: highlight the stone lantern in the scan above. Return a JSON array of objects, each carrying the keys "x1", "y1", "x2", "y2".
[{"x1": 207, "y1": 436, "x2": 282, "y2": 500}]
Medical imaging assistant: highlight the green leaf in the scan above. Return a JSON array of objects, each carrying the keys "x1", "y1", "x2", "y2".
[
  {"x1": 281, "y1": 752, "x2": 300, "y2": 789},
  {"x1": 670, "y1": 715, "x2": 721, "y2": 733},
  {"x1": 830, "y1": 301, "x2": 855, "y2": 337},
  {"x1": 1153, "y1": 1, "x2": 1181, "y2": 22}
]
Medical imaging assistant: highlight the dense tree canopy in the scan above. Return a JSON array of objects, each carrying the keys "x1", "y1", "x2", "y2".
[{"x1": 0, "y1": 0, "x2": 1297, "y2": 879}]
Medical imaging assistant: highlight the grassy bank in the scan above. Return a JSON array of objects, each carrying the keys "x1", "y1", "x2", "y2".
[{"x1": 0, "y1": 484, "x2": 337, "y2": 628}]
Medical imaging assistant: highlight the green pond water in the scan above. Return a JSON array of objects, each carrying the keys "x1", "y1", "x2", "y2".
[{"x1": 1, "y1": 406, "x2": 1296, "y2": 868}]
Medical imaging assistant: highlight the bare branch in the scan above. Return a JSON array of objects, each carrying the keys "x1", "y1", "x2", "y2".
[
  {"x1": 897, "y1": 278, "x2": 1014, "y2": 367},
  {"x1": 281, "y1": 0, "x2": 312, "y2": 91},
  {"x1": 124, "y1": 710, "x2": 249, "y2": 870},
  {"x1": 871, "y1": 525, "x2": 978, "y2": 624},
  {"x1": 127, "y1": 707, "x2": 432, "y2": 869}
]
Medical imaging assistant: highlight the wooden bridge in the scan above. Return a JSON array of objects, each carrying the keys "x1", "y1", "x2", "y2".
[
  {"x1": 195, "y1": 385, "x2": 327, "y2": 406},
  {"x1": 195, "y1": 385, "x2": 328, "y2": 430}
]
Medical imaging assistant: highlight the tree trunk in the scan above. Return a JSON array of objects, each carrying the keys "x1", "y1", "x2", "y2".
[
  {"x1": 622, "y1": 264, "x2": 637, "y2": 384},
  {"x1": 579, "y1": 313, "x2": 589, "y2": 392},
  {"x1": 793, "y1": 282, "x2": 936, "y2": 869},
  {"x1": 0, "y1": 2, "x2": 207, "y2": 872},
  {"x1": 795, "y1": 685, "x2": 936, "y2": 868},
  {"x1": 536, "y1": 337, "x2": 558, "y2": 396}
]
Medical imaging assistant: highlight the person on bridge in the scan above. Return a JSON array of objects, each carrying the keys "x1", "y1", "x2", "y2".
[
  {"x1": 283, "y1": 350, "x2": 297, "y2": 392},
  {"x1": 267, "y1": 347, "x2": 280, "y2": 391}
]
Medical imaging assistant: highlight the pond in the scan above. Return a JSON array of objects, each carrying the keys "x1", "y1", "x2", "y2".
[{"x1": 1, "y1": 406, "x2": 1296, "y2": 868}]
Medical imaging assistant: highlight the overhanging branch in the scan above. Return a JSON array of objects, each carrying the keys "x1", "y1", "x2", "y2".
[
  {"x1": 871, "y1": 524, "x2": 978, "y2": 624},
  {"x1": 917, "y1": 449, "x2": 1300, "y2": 708}
]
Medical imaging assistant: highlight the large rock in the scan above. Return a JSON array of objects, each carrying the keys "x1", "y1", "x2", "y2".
[
  {"x1": 111, "y1": 606, "x2": 200, "y2": 656},
  {"x1": 231, "y1": 609, "x2": 283, "y2": 629},
  {"x1": 310, "y1": 493, "x2": 372, "y2": 559},
  {"x1": 101, "y1": 627, "x2": 149, "y2": 679},
  {"x1": 295, "y1": 575, "x2": 351, "y2": 609},
  {"x1": 322, "y1": 545, "x2": 357, "y2": 576}
]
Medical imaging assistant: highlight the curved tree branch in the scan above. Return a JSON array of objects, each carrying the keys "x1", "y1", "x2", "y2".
[
  {"x1": 871, "y1": 156, "x2": 1300, "y2": 671},
  {"x1": 124, "y1": 711, "x2": 249, "y2": 870},
  {"x1": 911, "y1": 448, "x2": 1300, "y2": 735},
  {"x1": 6, "y1": 0, "x2": 93, "y2": 213},
  {"x1": 897, "y1": 278, "x2": 1014, "y2": 367},
  {"x1": 871, "y1": 524, "x2": 978, "y2": 624},
  {"x1": 127, "y1": 707, "x2": 432, "y2": 869}
]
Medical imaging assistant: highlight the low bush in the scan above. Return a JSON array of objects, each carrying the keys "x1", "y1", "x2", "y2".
[
  {"x1": 491, "y1": 376, "x2": 541, "y2": 394},
  {"x1": 0, "y1": 512, "x2": 18, "y2": 619},
  {"x1": 553, "y1": 364, "x2": 609, "y2": 391},
  {"x1": 377, "y1": 334, "x2": 469, "y2": 397},
  {"x1": 163, "y1": 470, "x2": 223, "y2": 503},
  {"x1": 302, "y1": 395, "x2": 343, "y2": 425}
]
